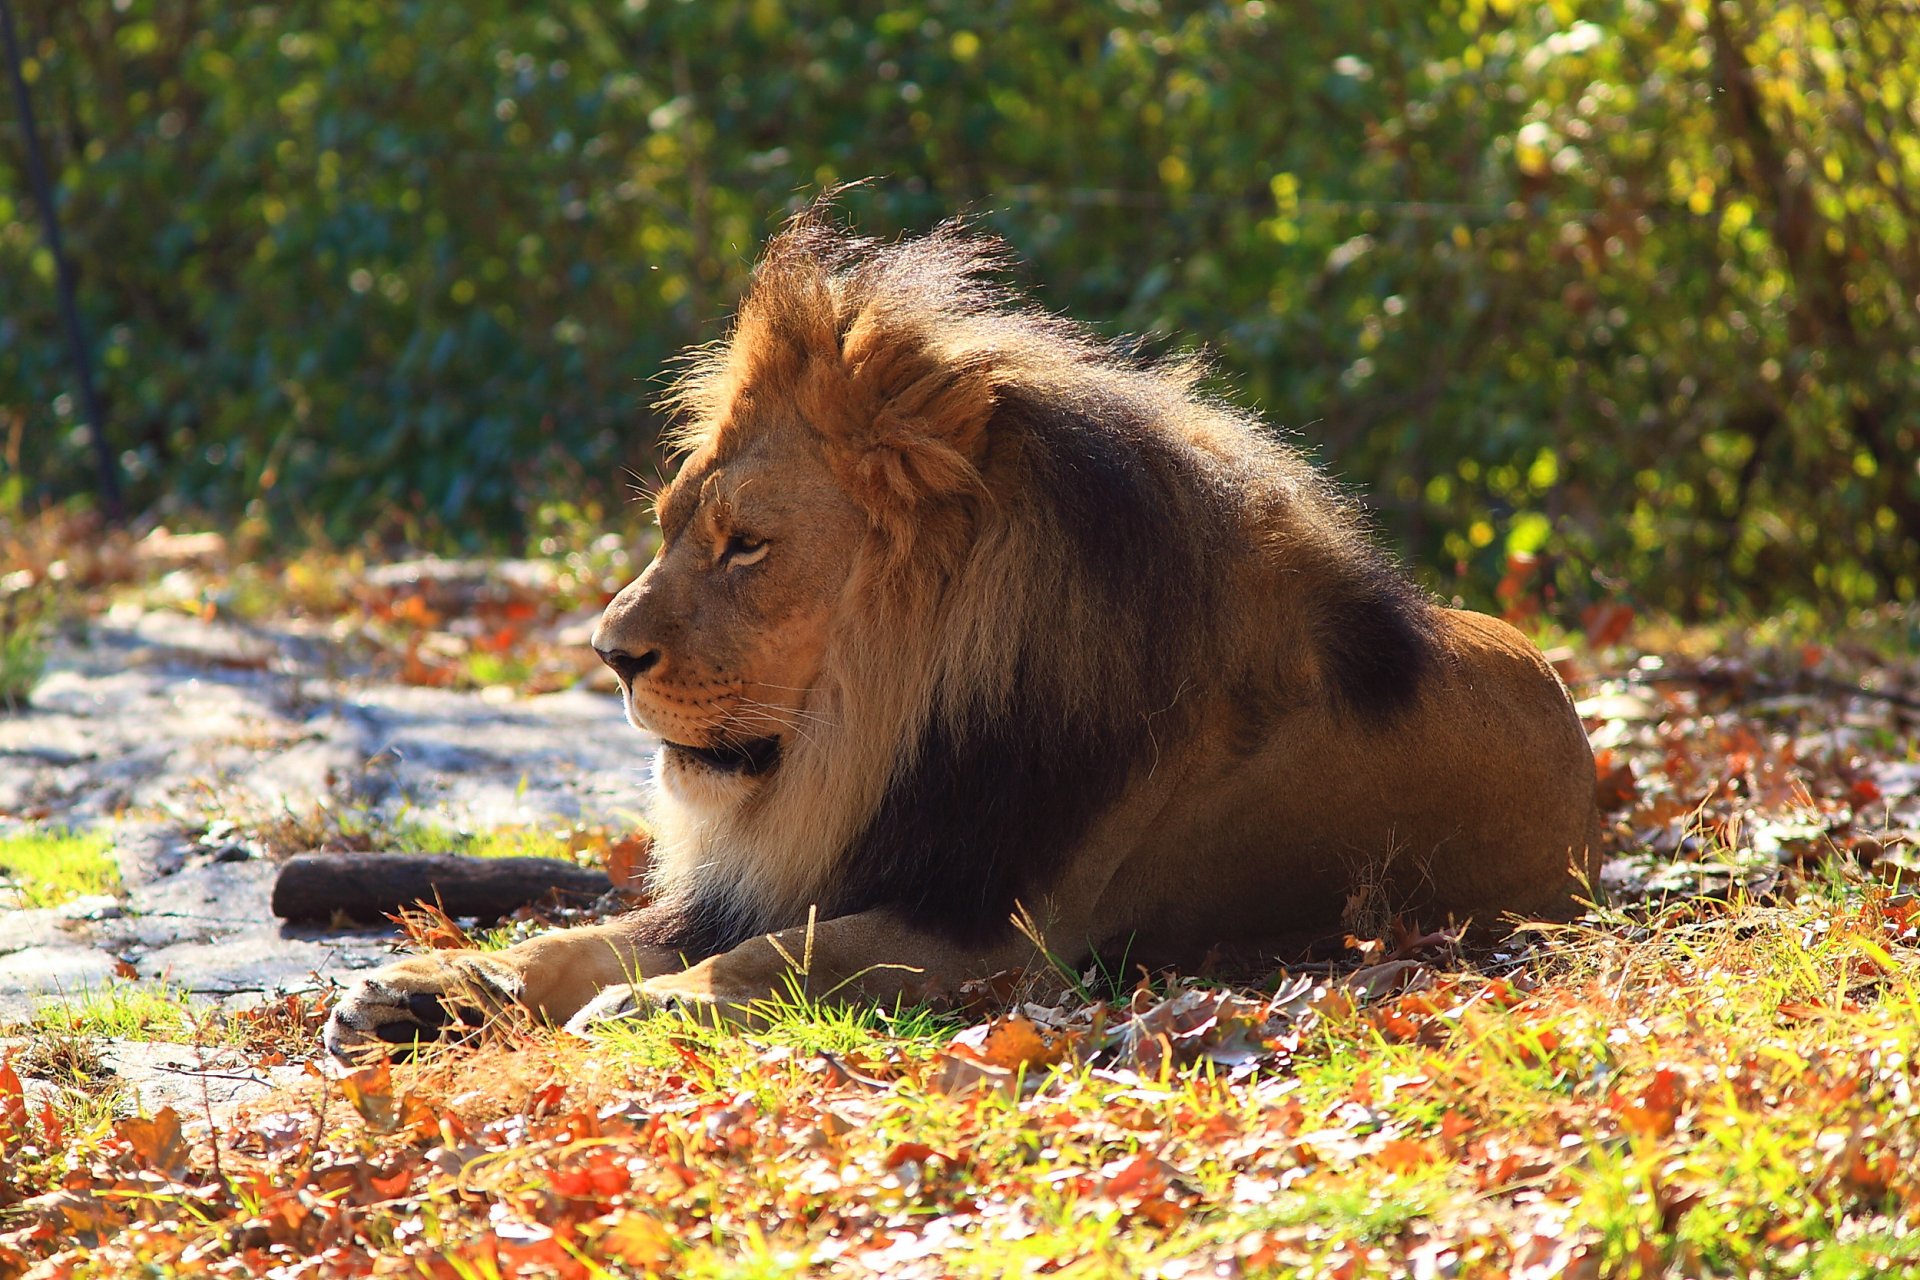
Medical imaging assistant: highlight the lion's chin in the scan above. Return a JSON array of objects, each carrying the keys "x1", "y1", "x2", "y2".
[
  {"x1": 653, "y1": 739, "x2": 778, "y2": 812},
  {"x1": 660, "y1": 736, "x2": 783, "y2": 777}
]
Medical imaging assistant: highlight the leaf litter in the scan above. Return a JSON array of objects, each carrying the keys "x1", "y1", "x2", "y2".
[{"x1": 1, "y1": 614, "x2": 1918, "y2": 1276}]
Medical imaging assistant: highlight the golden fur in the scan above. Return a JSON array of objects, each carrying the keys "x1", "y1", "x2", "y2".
[{"x1": 325, "y1": 211, "x2": 1602, "y2": 1056}]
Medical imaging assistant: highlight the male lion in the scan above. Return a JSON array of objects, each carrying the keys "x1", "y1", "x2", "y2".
[{"x1": 325, "y1": 215, "x2": 1600, "y2": 1057}]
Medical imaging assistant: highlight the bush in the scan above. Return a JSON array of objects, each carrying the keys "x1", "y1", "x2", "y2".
[{"x1": 2, "y1": 0, "x2": 1915, "y2": 610}]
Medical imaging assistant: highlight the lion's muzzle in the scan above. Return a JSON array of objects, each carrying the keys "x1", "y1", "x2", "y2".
[{"x1": 594, "y1": 642, "x2": 662, "y2": 687}]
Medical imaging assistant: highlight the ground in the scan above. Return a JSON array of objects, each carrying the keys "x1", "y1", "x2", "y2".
[{"x1": 1, "y1": 522, "x2": 1918, "y2": 1278}]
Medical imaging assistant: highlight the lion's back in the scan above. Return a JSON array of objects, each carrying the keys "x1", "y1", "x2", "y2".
[{"x1": 1110, "y1": 606, "x2": 1600, "y2": 950}]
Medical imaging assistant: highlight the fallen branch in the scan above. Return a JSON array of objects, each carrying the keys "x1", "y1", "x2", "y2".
[{"x1": 271, "y1": 853, "x2": 611, "y2": 924}]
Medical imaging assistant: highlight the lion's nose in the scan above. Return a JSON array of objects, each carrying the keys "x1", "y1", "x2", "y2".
[{"x1": 596, "y1": 645, "x2": 662, "y2": 685}]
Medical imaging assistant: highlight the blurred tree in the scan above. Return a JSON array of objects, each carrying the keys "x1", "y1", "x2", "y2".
[{"x1": 1, "y1": 0, "x2": 1914, "y2": 610}]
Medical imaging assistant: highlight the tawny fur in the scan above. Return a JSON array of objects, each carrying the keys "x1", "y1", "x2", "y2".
[{"x1": 323, "y1": 210, "x2": 1602, "y2": 1057}]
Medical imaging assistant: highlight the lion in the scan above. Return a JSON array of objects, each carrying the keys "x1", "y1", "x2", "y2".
[{"x1": 324, "y1": 212, "x2": 1601, "y2": 1057}]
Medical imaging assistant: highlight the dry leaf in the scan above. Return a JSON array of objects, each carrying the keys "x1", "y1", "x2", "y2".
[{"x1": 115, "y1": 1108, "x2": 187, "y2": 1173}]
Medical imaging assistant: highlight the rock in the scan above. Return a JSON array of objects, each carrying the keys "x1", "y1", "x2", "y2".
[
  {"x1": 8, "y1": 1038, "x2": 311, "y2": 1121},
  {"x1": 114, "y1": 821, "x2": 195, "y2": 886},
  {"x1": 0, "y1": 595, "x2": 654, "y2": 1039},
  {"x1": 0, "y1": 947, "x2": 124, "y2": 1020}
]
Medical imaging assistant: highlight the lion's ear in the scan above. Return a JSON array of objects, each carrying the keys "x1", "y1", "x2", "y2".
[{"x1": 820, "y1": 326, "x2": 998, "y2": 510}]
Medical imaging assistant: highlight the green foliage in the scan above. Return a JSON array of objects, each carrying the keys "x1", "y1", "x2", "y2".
[
  {"x1": 0, "y1": 825, "x2": 119, "y2": 907},
  {"x1": 0, "y1": 586, "x2": 47, "y2": 709},
  {"x1": 1, "y1": 0, "x2": 1915, "y2": 609},
  {"x1": 28, "y1": 979, "x2": 197, "y2": 1041}
]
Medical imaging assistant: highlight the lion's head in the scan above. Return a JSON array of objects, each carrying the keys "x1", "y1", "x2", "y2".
[
  {"x1": 592, "y1": 422, "x2": 866, "y2": 805},
  {"x1": 593, "y1": 209, "x2": 1437, "y2": 956}
]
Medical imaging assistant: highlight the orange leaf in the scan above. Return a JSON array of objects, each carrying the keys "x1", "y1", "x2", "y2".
[
  {"x1": 1375, "y1": 1137, "x2": 1438, "y2": 1173},
  {"x1": 368, "y1": 1165, "x2": 413, "y2": 1199},
  {"x1": 339, "y1": 1061, "x2": 399, "y2": 1133},
  {"x1": 1594, "y1": 750, "x2": 1638, "y2": 812},
  {"x1": 1614, "y1": 1067, "x2": 1687, "y2": 1139},
  {"x1": 604, "y1": 833, "x2": 653, "y2": 892},
  {"x1": 595, "y1": 1211, "x2": 674, "y2": 1268},
  {"x1": 0, "y1": 1058, "x2": 26, "y2": 1139},
  {"x1": 975, "y1": 1016, "x2": 1066, "y2": 1071},
  {"x1": 116, "y1": 1108, "x2": 187, "y2": 1172},
  {"x1": 37, "y1": 1100, "x2": 64, "y2": 1147}
]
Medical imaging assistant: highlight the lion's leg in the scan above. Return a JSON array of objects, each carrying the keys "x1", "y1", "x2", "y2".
[
  {"x1": 323, "y1": 910, "x2": 696, "y2": 1060},
  {"x1": 565, "y1": 908, "x2": 1068, "y2": 1033}
]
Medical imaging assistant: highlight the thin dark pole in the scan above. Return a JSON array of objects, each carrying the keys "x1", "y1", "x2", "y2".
[{"x1": 0, "y1": 0, "x2": 121, "y2": 519}]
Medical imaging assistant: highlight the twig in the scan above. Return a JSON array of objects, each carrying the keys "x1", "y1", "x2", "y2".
[{"x1": 1619, "y1": 668, "x2": 1920, "y2": 713}]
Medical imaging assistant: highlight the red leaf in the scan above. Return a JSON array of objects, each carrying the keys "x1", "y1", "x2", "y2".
[
  {"x1": 0, "y1": 1058, "x2": 26, "y2": 1139},
  {"x1": 1582, "y1": 601, "x2": 1635, "y2": 649},
  {"x1": 884, "y1": 1141, "x2": 942, "y2": 1170}
]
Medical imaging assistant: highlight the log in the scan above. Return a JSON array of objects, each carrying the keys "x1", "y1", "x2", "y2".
[{"x1": 271, "y1": 853, "x2": 612, "y2": 924}]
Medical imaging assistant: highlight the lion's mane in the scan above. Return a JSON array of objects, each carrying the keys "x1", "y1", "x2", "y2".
[{"x1": 635, "y1": 212, "x2": 1441, "y2": 957}]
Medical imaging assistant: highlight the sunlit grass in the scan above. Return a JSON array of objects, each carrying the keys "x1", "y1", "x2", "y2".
[
  {"x1": 0, "y1": 825, "x2": 120, "y2": 907},
  {"x1": 10, "y1": 827, "x2": 1920, "y2": 1274},
  {"x1": 575, "y1": 873, "x2": 1920, "y2": 1274},
  {"x1": 0, "y1": 611, "x2": 46, "y2": 709},
  {"x1": 27, "y1": 979, "x2": 200, "y2": 1041}
]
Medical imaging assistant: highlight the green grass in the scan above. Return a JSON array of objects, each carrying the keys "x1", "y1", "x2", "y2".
[
  {"x1": 0, "y1": 589, "x2": 48, "y2": 710},
  {"x1": 27, "y1": 979, "x2": 199, "y2": 1041},
  {"x1": 0, "y1": 826, "x2": 120, "y2": 907},
  {"x1": 238, "y1": 796, "x2": 590, "y2": 863},
  {"x1": 11, "y1": 876, "x2": 1920, "y2": 1276}
]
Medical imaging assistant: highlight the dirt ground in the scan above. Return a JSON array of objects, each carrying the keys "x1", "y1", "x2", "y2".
[{"x1": 0, "y1": 561, "x2": 656, "y2": 1110}]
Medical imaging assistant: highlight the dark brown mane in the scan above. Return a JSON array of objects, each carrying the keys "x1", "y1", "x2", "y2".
[{"x1": 654, "y1": 208, "x2": 1440, "y2": 950}]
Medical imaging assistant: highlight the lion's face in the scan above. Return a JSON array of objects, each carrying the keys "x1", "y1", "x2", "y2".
[{"x1": 592, "y1": 425, "x2": 866, "y2": 805}]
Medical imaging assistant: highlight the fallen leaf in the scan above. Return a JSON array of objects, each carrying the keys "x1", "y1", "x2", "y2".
[
  {"x1": 339, "y1": 1062, "x2": 400, "y2": 1134},
  {"x1": 594, "y1": 1211, "x2": 674, "y2": 1267},
  {"x1": 0, "y1": 1058, "x2": 25, "y2": 1139},
  {"x1": 1582, "y1": 601, "x2": 1634, "y2": 649},
  {"x1": 1594, "y1": 749, "x2": 1639, "y2": 812},
  {"x1": 116, "y1": 1108, "x2": 187, "y2": 1173},
  {"x1": 1375, "y1": 1137, "x2": 1438, "y2": 1173},
  {"x1": 884, "y1": 1141, "x2": 944, "y2": 1171},
  {"x1": 932, "y1": 1054, "x2": 1019, "y2": 1098},
  {"x1": 604, "y1": 833, "x2": 653, "y2": 892}
]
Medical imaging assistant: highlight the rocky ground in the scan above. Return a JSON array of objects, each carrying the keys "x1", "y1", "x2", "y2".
[{"x1": 0, "y1": 560, "x2": 654, "y2": 1112}]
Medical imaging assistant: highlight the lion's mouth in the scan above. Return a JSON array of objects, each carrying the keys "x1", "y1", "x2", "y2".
[{"x1": 662, "y1": 736, "x2": 783, "y2": 777}]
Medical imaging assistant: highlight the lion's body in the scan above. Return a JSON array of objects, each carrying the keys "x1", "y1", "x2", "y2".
[{"x1": 325, "y1": 213, "x2": 1600, "y2": 1056}]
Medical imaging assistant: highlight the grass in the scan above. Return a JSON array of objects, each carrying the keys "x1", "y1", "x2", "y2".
[
  {"x1": 0, "y1": 826, "x2": 120, "y2": 907},
  {"x1": 12, "y1": 981, "x2": 332, "y2": 1054},
  {"x1": 227, "y1": 794, "x2": 606, "y2": 863},
  {"x1": 9, "y1": 867, "x2": 1920, "y2": 1275},
  {"x1": 0, "y1": 582, "x2": 49, "y2": 709},
  {"x1": 25, "y1": 979, "x2": 199, "y2": 1041}
]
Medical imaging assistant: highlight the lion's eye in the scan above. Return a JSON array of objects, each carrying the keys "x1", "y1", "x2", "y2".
[{"x1": 721, "y1": 534, "x2": 769, "y2": 567}]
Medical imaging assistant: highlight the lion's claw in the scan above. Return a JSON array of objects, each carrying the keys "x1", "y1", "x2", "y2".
[
  {"x1": 561, "y1": 983, "x2": 656, "y2": 1037},
  {"x1": 324, "y1": 953, "x2": 526, "y2": 1061}
]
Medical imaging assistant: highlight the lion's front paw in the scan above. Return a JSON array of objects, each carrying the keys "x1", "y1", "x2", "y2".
[
  {"x1": 324, "y1": 952, "x2": 526, "y2": 1061},
  {"x1": 644, "y1": 971, "x2": 768, "y2": 1027},
  {"x1": 560, "y1": 983, "x2": 656, "y2": 1038}
]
